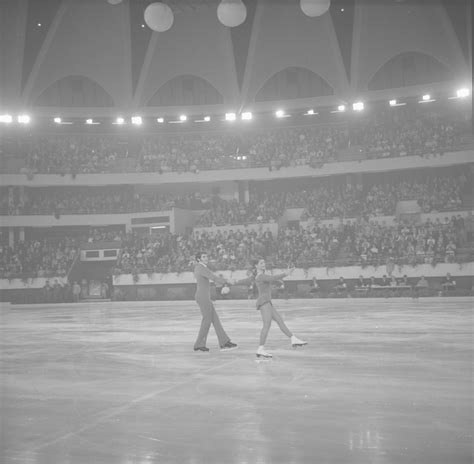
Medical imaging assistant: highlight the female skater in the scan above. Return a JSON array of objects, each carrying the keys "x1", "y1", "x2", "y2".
[{"x1": 250, "y1": 258, "x2": 307, "y2": 359}]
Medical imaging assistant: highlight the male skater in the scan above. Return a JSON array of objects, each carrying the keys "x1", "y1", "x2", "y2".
[{"x1": 193, "y1": 252, "x2": 237, "y2": 352}]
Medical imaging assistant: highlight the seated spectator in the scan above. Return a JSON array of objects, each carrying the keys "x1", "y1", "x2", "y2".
[
  {"x1": 356, "y1": 275, "x2": 366, "y2": 288},
  {"x1": 334, "y1": 277, "x2": 347, "y2": 292},
  {"x1": 441, "y1": 273, "x2": 456, "y2": 291},
  {"x1": 416, "y1": 276, "x2": 429, "y2": 288}
]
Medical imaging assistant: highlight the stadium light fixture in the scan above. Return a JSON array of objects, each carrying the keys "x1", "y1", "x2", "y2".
[
  {"x1": 389, "y1": 99, "x2": 406, "y2": 107},
  {"x1": 18, "y1": 115, "x2": 31, "y2": 124},
  {"x1": 419, "y1": 94, "x2": 435, "y2": 103},
  {"x1": 157, "y1": 117, "x2": 164, "y2": 123},
  {"x1": 305, "y1": 109, "x2": 317, "y2": 115},
  {"x1": 179, "y1": 115, "x2": 187, "y2": 122},
  {"x1": 195, "y1": 115, "x2": 212, "y2": 123},
  {"x1": 275, "y1": 109, "x2": 285, "y2": 118},
  {"x1": 225, "y1": 112, "x2": 237, "y2": 121},
  {"x1": 85, "y1": 118, "x2": 100, "y2": 125},
  {"x1": 456, "y1": 88, "x2": 470, "y2": 98},
  {"x1": 241, "y1": 112, "x2": 252, "y2": 120},
  {"x1": 352, "y1": 102, "x2": 364, "y2": 111},
  {"x1": 131, "y1": 116, "x2": 142, "y2": 125},
  {"x1": 0, "y1": 114, "x2": 13, "y2": 123},
  {"x1": 53, "y1": 117, "x2": 72, "y2": 125},
  {"x1": 113, "y1": 117, "x2": 125, "y2": 125}
]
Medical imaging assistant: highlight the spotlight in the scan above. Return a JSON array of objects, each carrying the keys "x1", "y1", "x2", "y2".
[
  {"x1": 352, "y1": 102, "x2": 364, "y2": 111},
  {"x1": 241, "y1": 112, "x2": 252, "y2": 120},
  {"x1": 456, "y1": 88, "x2": 470, "y2": 98},
  {"x1": 305, "y1": 109, "x2": 316, "y2": 115},
  {"x1": 179, "y1": 115, "x2": 187, "y2": 122},
  {"x1": 419, "y1": 94, "x2": 435, "y2": 103},
  {"x1": 157, "y1": 117, "x2": 164, "y2": 123},
  {"x1": 0, "y1": 114, "x2": 13, "y2": 123},
  {"x1": 337, "y1": 105, "x2": 346, "y2": 112},
  {"x1": 116, "y1": 117, "x2": 125, "y2": 125},
  {"x1": 203, "y1": 116, "x2": 211, "y2": 122},
  {"x1": 131, "y1": 116, "x2": 142, "y2": 125},
  {"x1": 275, "y1": 109, "x2": 285, "y2": 118},
  {"x1": 18, "y1": 115, "x2": 31, "y2": 124},
  {"x1": 225, "y1": 112, "x2": 236, "y2": 121},
  {"x1": 85, "y1": 118, "x2": 100, "y2": 125},
  {"x1": 389, "y1": 99, "x2": 397, "y2": 106},
  {"x1": 54, "y1": 117, "x2": 62, "y2": 124}
]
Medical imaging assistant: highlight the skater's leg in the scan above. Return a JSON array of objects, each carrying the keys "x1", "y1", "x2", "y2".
[
  {"x1": 259, "y1": 303, "x2": 273, "y2": 346},
  {"x1": 209, "y1": 303, "x2": 231, "y2": 347},
  {"x1": 194, "y1": 299, "x2": 212, "y2": 349},
  {"x1": 270, "y1": 306, "x2": 292, "y2": 338}
]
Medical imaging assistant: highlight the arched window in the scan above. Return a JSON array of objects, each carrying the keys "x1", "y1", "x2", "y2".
[
  {"x1": 255, "y1": 67, "x2": 334, "y2": 102},
  {"x1": 34, "y1": 75, "x2": 114, "y2": 107},
  {"x1": 368, "y1": 52, "x2": 453, "y2": 91},
  {"x1": 147, "y1": 75, "x2": 223, "y2": 106}
]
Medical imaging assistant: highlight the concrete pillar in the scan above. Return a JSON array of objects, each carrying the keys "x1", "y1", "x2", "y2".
[
  {"x1": 8, "y1": 229, "x2": 14, "y2": 248},
  {"x1": 236, "y1": 180, "x2": 249, "y2": 203}
]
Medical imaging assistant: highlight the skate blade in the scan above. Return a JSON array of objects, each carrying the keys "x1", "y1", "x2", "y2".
[{"x1": 292, "y1": 343, "x2": 308, "y2": 348}]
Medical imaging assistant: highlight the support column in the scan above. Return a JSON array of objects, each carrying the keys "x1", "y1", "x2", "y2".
[
  {"x1": 19, "y1": 227, "x2": 25, "y2": 242},
  {"x1": 8, "y1": 229, "x2": 14, "y2": 248},
  {"x1": 236, "y1": 180, "x2": 249, "y2": 203}
]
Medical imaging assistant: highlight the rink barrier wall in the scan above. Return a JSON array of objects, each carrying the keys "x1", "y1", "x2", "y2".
[{"x1": 1, "y1": 263, "x2": 473, "y2": 303}]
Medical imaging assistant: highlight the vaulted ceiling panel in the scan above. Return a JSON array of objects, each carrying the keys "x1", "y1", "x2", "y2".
[
  {"x1": 351, "y1": 0, "x2": 469, "y2": 92},
  {"x1": 241, "y1": 0, "x2": 349, "y2": 106},
  {"x1": 25, "y1": 0, "x2": 132, "y2": 108},
  {"x1": 21, "y1": 0, "x2": 62, "y2": 91},
  {"x1": 137, "y1": 5, "x2": 239, "y2": 108}
]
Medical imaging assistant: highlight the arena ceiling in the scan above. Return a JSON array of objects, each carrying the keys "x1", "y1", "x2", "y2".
[{"x1": 0, "y1": 0, "x2": 471, "y2": 116}]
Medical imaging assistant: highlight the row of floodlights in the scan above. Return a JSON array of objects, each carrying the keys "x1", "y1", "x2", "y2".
[{"x1": 0, "y1": 88, "x2": 470, "y2": 125}]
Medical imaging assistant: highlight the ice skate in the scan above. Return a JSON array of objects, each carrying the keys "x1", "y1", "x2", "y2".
[
  {"x1": 291, "y1": 335, "x2": 307, "y2": 348},
  {"x1": 256, "y1": 346, "x2": 273, "y2": 360},
  {"x1": 220, "y1": 341, "x2": 238, "y2": 351}
]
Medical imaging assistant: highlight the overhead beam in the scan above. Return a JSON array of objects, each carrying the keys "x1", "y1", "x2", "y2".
[{"x1": 21, "y1": 0, "x2": 72, "y2": 106}]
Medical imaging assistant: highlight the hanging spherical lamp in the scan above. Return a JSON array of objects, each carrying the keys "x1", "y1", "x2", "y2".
[
  {"x1": 300, "y1": 0, "x2": 331, "y2": 17},
  {"x1": 217, "y1": 0, "x2": 247, "y2": 28},
  {"x1": 144, "y1": 2, "x2": 174, "y2": 32},
  {"x1": 107, "y1": 0, "x2": 123, "y2": 4}
]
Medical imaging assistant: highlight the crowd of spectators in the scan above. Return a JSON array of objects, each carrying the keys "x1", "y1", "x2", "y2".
[
  {"x1": 3, "y1": 189, "x2": 212, "y2": 216},
  {"x1": 1, "y1": 106, "x2": 467, "y2": 176},
  {"x1": 1, "y1": 170, "x2": 468, "y2": 220},
  {"x1": 0, "y1": 213, "x2": 469, "y2": 280},
  {"x1": 0, "y1": 238, "x2": 78, "y2": 279},
  {"x1": 113, "y1": 214, "x2": 469, "y2": 275}
]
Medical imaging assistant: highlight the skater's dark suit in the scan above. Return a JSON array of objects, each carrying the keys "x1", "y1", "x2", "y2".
[{"x1": 194, "y1": 262, "x2": 231, "y2": 349}]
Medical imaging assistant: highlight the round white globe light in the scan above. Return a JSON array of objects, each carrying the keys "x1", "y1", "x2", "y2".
[
  {"x1": 300, "y1": 0, "x2": 331, "y2": 17},
  {"x1": 107, "y1": 0, "x2": 123, "y2": 5},
  {"x1": 221, "y1": 286, "x2": 230, "y2": 295},
  {"x1": 144, "y1": 2, "x2": 174, "y2": 32},
  {"x1": 217, "y1": 0, "x2": 247, "y2": 28}
]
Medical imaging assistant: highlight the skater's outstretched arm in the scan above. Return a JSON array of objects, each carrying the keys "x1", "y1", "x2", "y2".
[
  {"x1": 195, "y1": 264, "x2": 228, "y2": 285},
  {"x1": 256, "y1": 273, "x2": 288, "y2": 282},
  {"x1": 231, "y1": 276, "x2": 254, "y2": 286}
]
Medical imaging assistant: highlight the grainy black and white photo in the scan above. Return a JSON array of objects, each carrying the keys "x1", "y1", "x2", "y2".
[{"x1": 0, "y1": 0, "x2": 472, "y2": 462}]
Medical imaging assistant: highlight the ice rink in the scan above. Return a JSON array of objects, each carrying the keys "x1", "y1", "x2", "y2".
[{"x1": 1, "y1": 297, "x2": 472, "y2": 464}]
